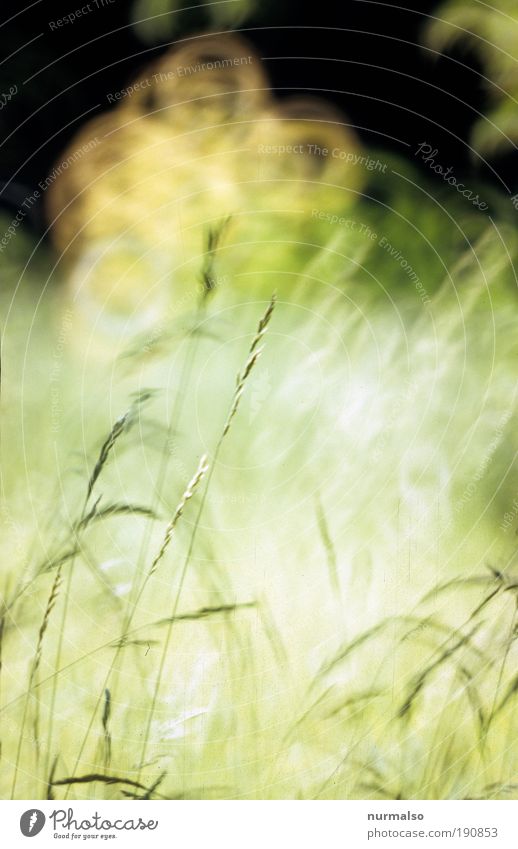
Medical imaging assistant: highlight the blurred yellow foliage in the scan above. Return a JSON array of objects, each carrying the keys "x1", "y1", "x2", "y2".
[{"x1": 46, "y1": 33, "x2": 362, "y2": 330}]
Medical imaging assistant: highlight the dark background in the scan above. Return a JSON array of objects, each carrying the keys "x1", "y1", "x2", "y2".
[{"x1": 0, "y1": 0, "x2": 509, "y2": 231}]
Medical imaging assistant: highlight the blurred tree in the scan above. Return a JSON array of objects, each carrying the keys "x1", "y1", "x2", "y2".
[{"x1": 426, "y1": 0, "x2": 518, "y2": 156}]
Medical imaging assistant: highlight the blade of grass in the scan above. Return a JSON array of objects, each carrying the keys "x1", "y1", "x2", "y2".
[{"x1": 136, "y1": 294, "x2": 276, "y2": 780}]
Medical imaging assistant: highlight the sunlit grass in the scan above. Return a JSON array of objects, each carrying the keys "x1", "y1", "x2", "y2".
[{"x1": 1, "y1": 29, "x2": 518, "y2": 797}]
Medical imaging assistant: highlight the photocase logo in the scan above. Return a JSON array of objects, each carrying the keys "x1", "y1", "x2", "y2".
[{"x1": 20, "y1": 809, "x2": 46, "y2": 837}]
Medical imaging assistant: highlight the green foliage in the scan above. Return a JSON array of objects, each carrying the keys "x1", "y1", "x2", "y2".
[
  {"x1": 426, "y1": 0, "x2": 518, "y2": 156},
  {"x1": 131, "y1": 0, "x2": 260, "y2": 44},
  {"x1": 2, "y1": 156, "x2": 518, "y2": 797}
]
